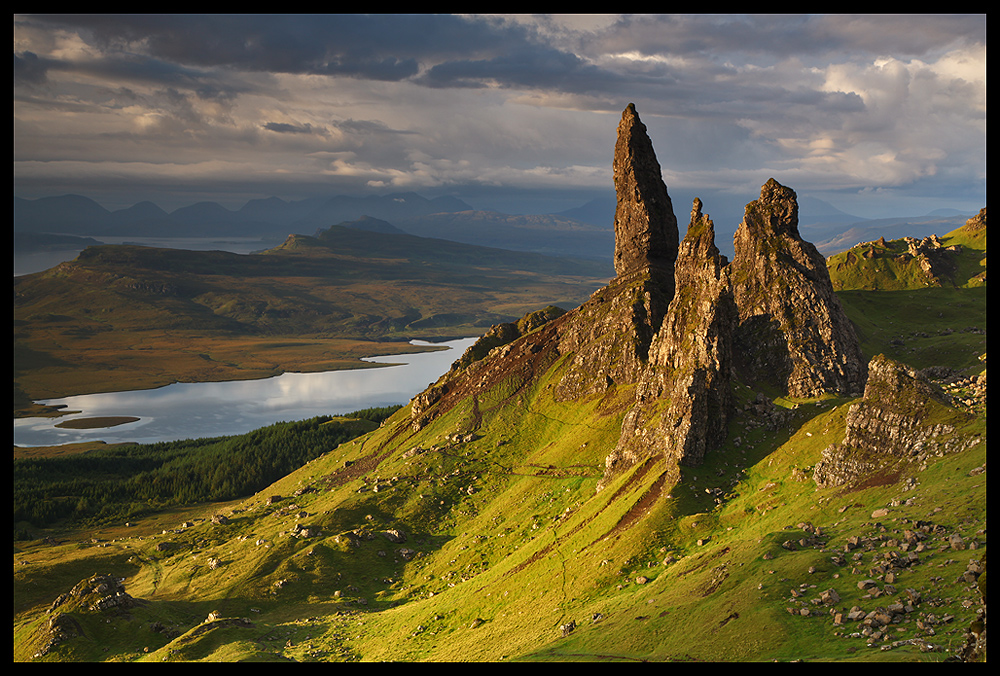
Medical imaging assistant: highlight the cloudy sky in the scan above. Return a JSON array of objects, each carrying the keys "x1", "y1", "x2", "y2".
[{"x1": 13, "y1": 14, "x2": 986, "y2": 219}]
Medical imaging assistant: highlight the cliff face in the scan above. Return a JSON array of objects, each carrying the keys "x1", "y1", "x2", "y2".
[
  {"x1": 603, "y1": 199, "x2": 737, "y2": 484},
  {"x1": 612, "y1": 103, "x2": 679, "y2": 284},
  {"x1": 813, "y1": 355, "x2": 974, "y2": 488},
  {"x1": 553, "y1": 104, "x2": 677, "y2": 401},
  {"x1": 651, "y1": 200, "x2": 737, "y2": 466},
  {"x1": 729, "y1": 179, "x2": 867, "y2": 398}
]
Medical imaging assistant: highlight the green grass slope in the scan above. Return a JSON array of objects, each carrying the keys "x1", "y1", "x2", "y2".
[
  {"x1": 14, "y1": 313, "x2": 986, "y2": 662},
  {"x1": 827, "y1": 213, "x2": 986, "y2": 293},
  {"x1": 829, "y1": 216, "x2": 986, "y2": 378},
  {"x1": 13, "y1": 220, "x2": 986, "y2": 663}
]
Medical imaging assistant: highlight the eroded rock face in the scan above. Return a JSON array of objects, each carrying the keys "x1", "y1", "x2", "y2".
[
  {"x1": 553, "y1": 273, "x2": 672, "y2": 401},
  {"x1": 403, "y1": 109, "x2": 872, "y2": 496},
  {"x1": 729, "y1": 179, "x2": 867, "y2": 398},
  {"x1": 450, "y1": 306, "x2": 566, "y2": 372},
  {"x1": 612, "y1": 103, "x2": 679, "y2": 287},
  {"x1": 813, "y1": 355, "x2": 975, "y2": 488},
  {"x1": 602, "y1": 200, "x2": 737, "y2": 486},
  {"x1": 554, "y1": 103, "x2": 678, "y2": 401},
  {"x1": 651, "y1": 200, "x2": 737, "y2": 465}
]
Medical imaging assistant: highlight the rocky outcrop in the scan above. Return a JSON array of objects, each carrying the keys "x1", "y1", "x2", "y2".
[
  {"x1": 813, "y1": 355, "x2": 976, "y2": 488},
  {"x1": 553, "y1": 104, "x2": 678, "y2": 401},
  {"x1": 651, "y1": 200, "x2": 737, "y2": 466},
  {"x1": 553, "y1": 272, "x2": 672, "y2": 401},
  {"x1": 34, "y1": 573, "x2": 140, "y2": 658},
  {"x1": 404, "y1": 107, "x2": 871, "y2": 493},
  {"x1": 450, "y1": 306, "x2": 565, "y2": 372},
  {"x1": 964, "y1": 206, "x2": 987, "y2": 233},
  {"x1": 612, "y1": 103, "x2": 679, "y2": 285},
  {"x1": 729, "y1": 179, "x2": 867, "y2": 398},
  {"x1": 603, "y1": 199, "x2": 737, "y2": 484},
  {"x1": 902, "y1": 234, "x2": 961, "y2": 284}
]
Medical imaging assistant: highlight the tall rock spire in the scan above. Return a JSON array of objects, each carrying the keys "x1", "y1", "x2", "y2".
[
  {"x1": 553, "y1": 104, "x2": 678, "y2": 401},
  {"x1": 730, "y1": 179, "x2": 867, "y2": 397},
  {"x1": 601, "y1": 198, "x2": 736, "y2": 487},
  {"x1": 612, "y1": 103, "x2": 678, "y2": 286}
]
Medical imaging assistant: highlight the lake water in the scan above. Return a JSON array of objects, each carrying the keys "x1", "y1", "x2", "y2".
[{"x1": 13, "y1": 337, "x2": 478, "y2": 447}]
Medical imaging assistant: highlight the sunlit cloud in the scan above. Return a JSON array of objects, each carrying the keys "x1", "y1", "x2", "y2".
[{"x1": 13, "y1": 13, "x2": 986, "y2": 217}]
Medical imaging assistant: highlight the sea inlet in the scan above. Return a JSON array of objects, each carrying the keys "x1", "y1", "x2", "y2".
[{"x1": 14, "y1": 337, "x2": 478, "y2": 447}]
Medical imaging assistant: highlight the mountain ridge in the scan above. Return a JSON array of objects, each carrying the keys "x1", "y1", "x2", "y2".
[{"x1": 16, "y1": 189, "x2": 978, "y2": 263}]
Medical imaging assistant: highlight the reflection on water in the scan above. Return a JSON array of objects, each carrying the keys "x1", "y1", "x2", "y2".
[{"x1": 13, "y1": 337, "x2": 477, "y2": 447}]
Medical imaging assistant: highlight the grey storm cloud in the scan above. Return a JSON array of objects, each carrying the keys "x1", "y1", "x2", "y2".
[
  {"x1": 263, "y1": 121, "x2": 315, "y2": 134},
  {"x1": 417, "y1": 46, "x2": 621, "y2": 91},
  {"x1": 13, "y1": 50, "x2": 49, "y2": 85},
  {"x1": 585, "y1": 14, "x2": 985, "y2": 61},
  {"x1": 13, "y1": 14, "x2": 986, "y2": 218},
  {"x1": 331, "y1": 119, "x2": 418, "y2": 135},
  {"x1": 19, "y1": 14, "x2": 541, "y2": 81}
]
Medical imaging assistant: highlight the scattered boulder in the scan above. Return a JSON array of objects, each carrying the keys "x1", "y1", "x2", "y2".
[{"x1": 382, "y1": 528, "x2": 407, "y2": 544}]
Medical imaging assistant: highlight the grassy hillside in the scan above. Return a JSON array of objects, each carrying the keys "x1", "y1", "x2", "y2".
[
  {"x1": 13, "y1": 307, "x2": 986, "y2": 663},
  {"x1": 827, "y1": 218, "x2": 986, "y2": 292},
  {"x1": 14, "y1": 227, "x2": 611, "y2": 408},
  {"x1": 828, "y1": 217, "x2": 986, "y2": 378},
  {"x1": 12, "y1": 218, "x2": 986, "y2": 663}
]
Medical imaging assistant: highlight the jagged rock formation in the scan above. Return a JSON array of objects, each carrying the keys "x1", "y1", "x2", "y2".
[
  {"x1": 553, "y1": 104, "x2": 678, "y2": 401},
  {"x1": 651, "y1": 200, "x2": 737, "y2": 465},
  {"x1": 813, "y1": 355, "x2": 976, "y2": 488},
  {"x1": 612, "y1": 103, "x2": 679, "y2": 284},
  {"x1": 603, "y1": 199, "x2": 737, "y2": 484},
  {"x1": 406, "y1": 105, "x2": 870, "y2": 493},
  {"x1": 898, "y1": 234, "x2": 963, "y2": 284},
  {"x1": 729, "y1": 179, "x2": 867, "y2": 398}
]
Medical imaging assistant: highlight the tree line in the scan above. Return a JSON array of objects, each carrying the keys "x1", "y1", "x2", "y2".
[{"x1": 13, "y1": 406, "x2": 401, "y2": 536}]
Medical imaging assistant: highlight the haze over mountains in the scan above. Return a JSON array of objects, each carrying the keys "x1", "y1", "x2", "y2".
[{"x1": 14, "y1": 190, "x2": 976, "y2": 266}]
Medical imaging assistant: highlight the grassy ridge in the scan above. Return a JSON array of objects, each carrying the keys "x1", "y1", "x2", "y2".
[
  {"x1": 828, "y1": 221, "x2": 986, "y2": 377},
  {"x1": 827, "y1": 221, "x2": 986, "y2": 292}
]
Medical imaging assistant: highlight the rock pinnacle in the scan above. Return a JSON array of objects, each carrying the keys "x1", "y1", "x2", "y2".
[
  {"x1": 612, "y1": 103, "x2": 678, "y2": 284},
  {"x1": 730, "y1": 178, "x2": 867, "y2": 397}
]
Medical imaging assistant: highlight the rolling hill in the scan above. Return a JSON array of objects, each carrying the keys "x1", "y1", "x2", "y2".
[{"x1": 13, "y1": 222, "x2": 612, "y2": 408}]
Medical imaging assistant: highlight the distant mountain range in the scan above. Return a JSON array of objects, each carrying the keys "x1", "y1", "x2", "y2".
[
  {"x1": 13, "y1": 192, "x2": 476, "y2": 239},
  {"x1": 14, "y1": 191, "x2": 977, "y2": 262}
]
